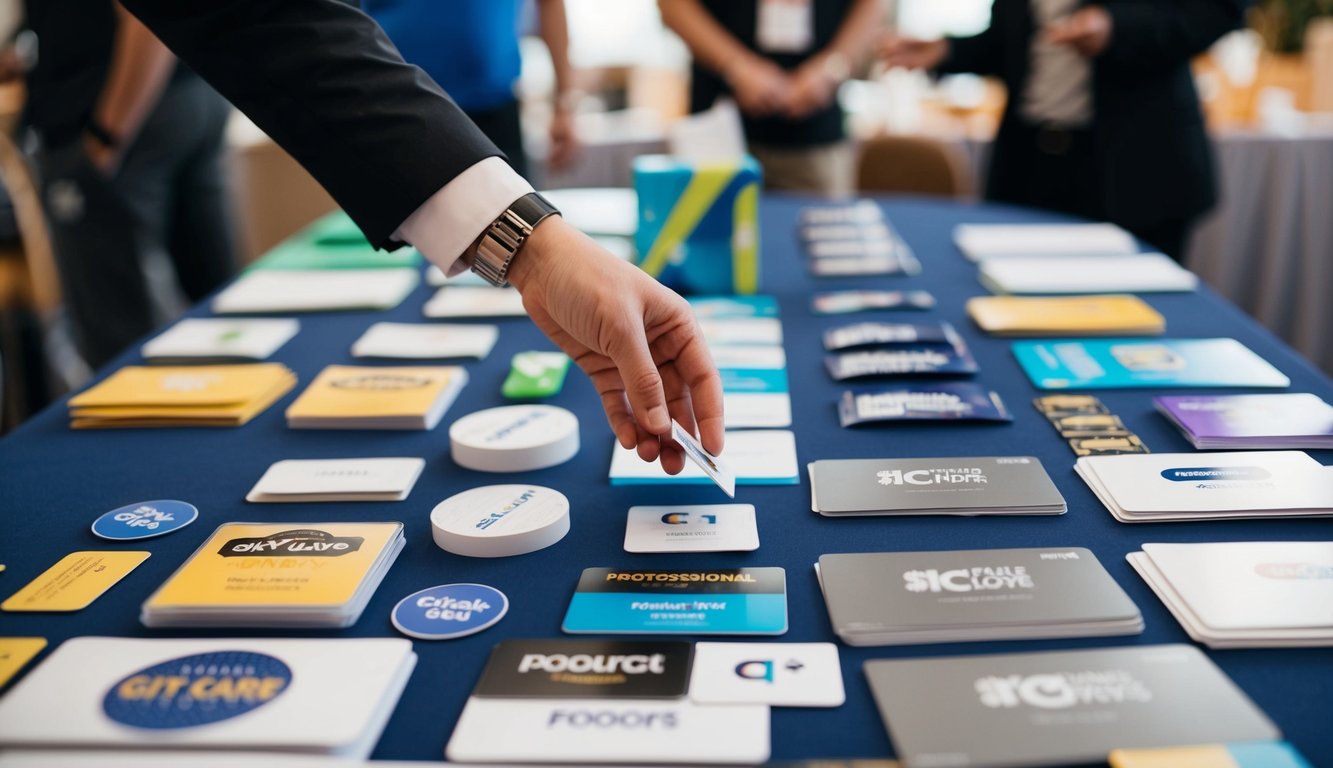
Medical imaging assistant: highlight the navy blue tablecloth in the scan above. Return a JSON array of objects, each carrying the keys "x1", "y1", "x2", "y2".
[{"x1": 2, "y1": 196, "x2": 1330, "y2": 764}]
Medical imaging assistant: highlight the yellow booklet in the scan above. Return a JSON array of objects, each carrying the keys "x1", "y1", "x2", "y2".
[
  {"x1": 68, "y1": 364, "x2": 296, "y2": 428},
  {"x1": 966, "y1": 295, "x2": 1165, "y2": 336},
  {"x1": 144, "y1": 522, "x2": 402, "y2": 610},
  {"x1": 285, "y1": 365, "x2": 467, "y2": 429}
]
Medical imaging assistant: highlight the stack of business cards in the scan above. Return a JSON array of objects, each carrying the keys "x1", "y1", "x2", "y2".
[
  {"x1": 954, "y1": 222, "x2": 1139, "y2": 260},
  {"x1": 1155, "y1": 393, "x2": 1333, "y2": 449},
  {"x1": 141, "y1": 318, "x2": 300, "y2": 362},
  {"x1": 1014, "y1": 338, "x2": 1291, "y2": 390},
  {"x1": 246, "y1": 458, "x2": 425, "y2": 502},
  {"x1": 562, "y1": 567, "x2": 788, "y2": 636},
  {"x1": 966, "y1": 294, "x2": 1165, "y2": 336},
  {"x1": 213, "y1": 269, "x2": 419, "y2": 313},
  {"x1": 1075, "y1": 451, "x2": 1333, "y2": 522},
  {"x1": 823, "y1": 322, "x2": 978, "y2": 380},
  {"x1": 1128, "y1": 541, "x2": 1333, "y2": 648},
  {"x1": 285, "y1": 365, "x2": 467, "y2": 429},
  {"x1": 801, "y1": 202, "x2": 920, "y2": 276},
  {"x1": 691, "y1": 296, "x2": 791, "y2": 427},
  {"x1": 839, "y1": 382, "x2": 1012, "y2": 427},
  {"x1": 0, "y1": 637, "x2": 416, "y2": 758},
  {"x1": 68, "y1": 364, "x2": 296, "y2": 428},
  {"x1": 866, "y1": 644, "x2": 1279, "y2": 768},
  {"x1": 819, "y1": 548, "x2": 1140, "y2": 645},
  {"x1": 688, "y1": 295, "x2": 778, "y2": 318},
  {"x1": 811, "y1": 289, "x2": 937, "y2": 315},
  {"x1": 978, "y1": 252, "x2": 1198, "y2": 294},
  {"x1": 446, "y1": 638, "x2": 769, "y2": 764},
  {"x1": 351, "y1": 322, "x2": 498, "y2": 360},
  {"x1": 141, "y1": 521, "x2": 404, "y2": 628},
  {"x1": 423, "y1": 285, "x2": 526, "y2": 318},
  {"x1": 809, "y1": 456, "x2": 1065, "y2": 517},
  {"x1": 609, "y1": 429, "x2": 799, "y2": 487}
]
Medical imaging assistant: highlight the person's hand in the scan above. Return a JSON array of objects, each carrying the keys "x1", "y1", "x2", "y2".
[
  {"x1": 725, "y1": 55, "x2": 792, "y2": 117},
  {"x1": 783, "y1": 58, "x2": 839, "y2": 120},
  {"x1": 879, "y1": 34, "x2": 949, "y2": 71},
  {"x1": 1044, "y1": 6, "x2": 1113, "y2": 57},
  {"x1": 507, "y1": 216, "x2": 724, "y2": 474},
  {"x1": 547, "y1": 105, "x2": 579, "y2": 172},
  {"x1": 81, "y1": 131, "x2": 121, "y2": 177}
]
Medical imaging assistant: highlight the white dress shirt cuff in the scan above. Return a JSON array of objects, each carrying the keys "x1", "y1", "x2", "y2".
[{"x1": 393, "y1": 156, "x2": 535, "y2": 277}]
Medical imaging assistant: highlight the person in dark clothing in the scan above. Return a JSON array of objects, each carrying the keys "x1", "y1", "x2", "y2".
[{"x1": 883, "y1": 0, "x2": 1246, "y2": 260}]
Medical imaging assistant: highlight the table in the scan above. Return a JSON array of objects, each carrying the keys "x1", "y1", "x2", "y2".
[{"x1": 2, "y1": 197, "x2": 1330, "y2": 764}]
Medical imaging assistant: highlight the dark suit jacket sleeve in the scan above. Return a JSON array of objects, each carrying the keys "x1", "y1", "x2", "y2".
[
  {"x1": 936, "y1": 0, "x2": 1013, "y2": 77},
  {"x1": 119, "y1": 0, "x2": 503, "y2": 249},
  {"x1": 1099, "y1": 0, "x2": 1246, "y2": 82}
]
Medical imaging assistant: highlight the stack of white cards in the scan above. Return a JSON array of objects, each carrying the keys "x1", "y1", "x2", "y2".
[
  {"x1": 423, "y1": 285, "x2": 526, "y2": 318},
  {"x1": 1128, "y1": 541, "x2": 1333, "y2": 648},
  {"x1": 351, "y1": 321, "x2": 498, "y2": 360},
  {"x1": 978, "y1": 253, "x2": 1198, "y2": 294},
  {"x1": 247, "y1": 458, "x2": 426, "y2": 502},
  {"x1": 0, "y1": 637, "x2": 416, "y2": 759},
  {"x1": 817, "y1": 548, "x2": 1143, "y2": 645},
  {"x1": 954, "y1": 222, "x2": 1139, "y2": 261},
  {"x1": 213, "y1": 269, "x2": 419, "y2": 313},
  {"x1": 609, "y1": 429, "x2": 800, "y2": 491},
  {"x1": 1076, "y1": 451, "x2": 1333, "y2": 522},
  {"x1": 141, "y1": 318, "x2": 299, "y2": 362}
]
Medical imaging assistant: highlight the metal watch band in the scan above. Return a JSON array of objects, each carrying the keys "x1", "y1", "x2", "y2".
[{"x1": 470, "y1": 192, "x2": 561, "y2": 287}]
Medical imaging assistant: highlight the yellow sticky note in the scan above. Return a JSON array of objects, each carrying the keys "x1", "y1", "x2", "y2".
[
  {"x1": 2, "y1": 551, "x2": 150, "y2": 612},
  {"x1": 0, "y1": 638, "x2": 47, "y2": 688}
]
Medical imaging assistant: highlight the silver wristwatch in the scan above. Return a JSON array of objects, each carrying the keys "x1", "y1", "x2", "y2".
[{"x1": 469, "y1": 192, "x2": 561, "y2": 287}]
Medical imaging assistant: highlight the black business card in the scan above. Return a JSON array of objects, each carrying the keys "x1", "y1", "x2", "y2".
[{"x1": 473, "y1": 639, "x2": 693, "y2": 699}]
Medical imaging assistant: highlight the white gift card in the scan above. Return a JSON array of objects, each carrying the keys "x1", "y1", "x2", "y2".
[
  {"x1": 671, "y1": 419, "x2": 736, "y2": 498},
  {"x1": 689, "y1": 642, "x2": 844, "y2": 707},
  {"x1": 699, "y1": 318, "x2": 782, "y2": 346},
  {"x1": 445, "y1": 696, "x2": 769, "y2": 764},
  {"x1": 624, "y1": 504, "x2": 758, "y2": 553},
  {"x1": 247, "y1": 458, "x2": 425, "y2": 502},
  {"x1": 423, "y1": 286, "x2": 526, "y2": 318},
  {"x1": 351, "y1": 322, "x2": 497, "y2": 360}
]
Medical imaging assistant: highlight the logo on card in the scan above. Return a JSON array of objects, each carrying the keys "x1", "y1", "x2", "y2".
[
  {"x1": 218, "y1": 529, "x2": 363, "y2": 557},
  {"x1": 546, "y1": 709, "x2": 678, "y2": 730},
  {"x1": 734, "y1": 659, "x2": 804, "y2": 683},
  {"x1": 903, "y1": 566, "x2": 1034, "y2": 593},
  {"x1": 475, "y1": 488, "x2": 539, "y2": 530},
  {"x1": 1160, "y1": 466, "x2": 1271, "y2": 482},
  {"x1": 103, "y1": 651, "x2": 291, "y2": 729},
  {"x1": 975, "y1": 670, "x2": 1152, "y2": 710},
  {"x1": 474, "y1": 640, "x2": 692, "y2": 698},
  {"x1": 877, "y1": 467, "x2": 987, "y2": 486},
  {"x1": 330, "y1": 374, "x2": 432, "y2": 390},
  {"x1": 392, "y1": 583, "x2": 508, "y2": 640},
  {"x1": 661, "y1": 512, "x2": 717, "y2": 525},
  {"x1": 1254, "y1": 562, "x2": 1333, "y2": 580},
  {"x1": 91, "y1": 500, "x2": 198, "y2": 541}
]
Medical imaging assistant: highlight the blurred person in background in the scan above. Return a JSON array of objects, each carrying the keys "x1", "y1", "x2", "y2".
[
  {"x1": 661, "y1": 0, "x2": 883, "y2": 196},
  {"x1": 881, "y1": 0, "x2": 1246, "y2": 261},
  {"x1": 26, "y1": 1, "x2": 236, "y2": 368},
  {"x1": 362, "y1": 0, "x2": 579, "y2": 180}
]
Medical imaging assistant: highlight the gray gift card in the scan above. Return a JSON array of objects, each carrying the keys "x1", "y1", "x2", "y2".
[
  {"x1": 819, "y1": 548, "x2": 1141, "y2": 634},
  {"x1": 810, "y1": 456, "x2": 1064, "y2": 515},
  {"x1": 865, "y1": 644, "x2": 1280, "y2": 768}
]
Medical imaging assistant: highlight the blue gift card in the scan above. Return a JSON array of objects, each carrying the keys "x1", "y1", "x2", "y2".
[
  {"x1": 719, "y1": 367, "x2": 789, "y2": 393},
  {"x1": 1012, "y1": 338, "x2": 1290, "y2": 390},
  {"x1": 91, "y1": 500, "x2": 198, "y2": 541},
  {"x1": 688, "y1": 295, "x2": 779, "y2": 318},
  {"x1": 392, "y1": 583, "x2": 508, "y2": 640},
  {"x1": 562, "y1": 567, "x2": 787, "y2": 636}
]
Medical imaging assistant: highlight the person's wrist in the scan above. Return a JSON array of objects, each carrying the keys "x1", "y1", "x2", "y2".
[{"x1": 504, "y1": 212, "x2": 563, "y2": 293}]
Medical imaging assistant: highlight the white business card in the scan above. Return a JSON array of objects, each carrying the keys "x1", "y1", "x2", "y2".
[
  {"x1": 689, "y1": 642, "x2": 844, "y2": 707},
  {"x1": 624, "y1": 504, "x2": 758, "y2": 553},
  {"x1": 141, "y1": 318, "x2": 300, "y2": 361},
  {"x1": 351, "y1": 322, "x2": 497, "y2": 360},
  {"x1": 670, "y1": 419, "x2": 736, "y2": 498},
  {"x1": 247, "y1": 457, "x2": 426, "y2": 502},
  {"x1": 423, "y1": 286, "x2": 526, "y2": 318},
  {"x1": 445, "y1": 696, "x2": 770, "y2": 764},
  {"x1": 698, "y1": 318, "x2": 782, "y2": 346},
  {"x1": 610, "y1": 430, "x2": 799, "y2": 488}
]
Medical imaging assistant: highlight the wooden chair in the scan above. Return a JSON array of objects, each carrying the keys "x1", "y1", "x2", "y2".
[{"x1": 856, "y1": 135, "x2": 973, "y2": 198}]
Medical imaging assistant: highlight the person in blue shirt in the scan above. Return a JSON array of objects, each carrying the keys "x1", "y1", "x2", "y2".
[{"x1": 362, "y1": 0, "x2": 578, "y2": 179}]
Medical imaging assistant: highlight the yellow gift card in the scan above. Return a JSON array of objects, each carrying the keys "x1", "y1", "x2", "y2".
[
  {"x1": 2, "y1": 551, "x2": 150, "y2": 612},
  {"x1": 0, "y1": 637, "x2": 46, "y2": 688},
  {"x1": 69, "y1": 364, "x2": 295, "y2": 408},
  {"x1": 144, "y1": 522, "x2": 402, "y2": 609},
  {"x1": 285, "y1": 365, "x2": 462, "y2": 419},
  {"x1": 966, "y1": 295, "x2": 1165, "y2": 336}
]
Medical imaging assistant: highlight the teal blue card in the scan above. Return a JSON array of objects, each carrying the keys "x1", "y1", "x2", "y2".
[
  {"x1": 1012, "y1": 338, "x2": 1290, "y2": 390},
  {"x1": 562, "y1": 567, "x2": 787, "y2": 636}
]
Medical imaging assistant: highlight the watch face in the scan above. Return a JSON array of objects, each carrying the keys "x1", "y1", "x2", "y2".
[{"x1": 472, "y1": 193, "x2": 560, "y2": 287}]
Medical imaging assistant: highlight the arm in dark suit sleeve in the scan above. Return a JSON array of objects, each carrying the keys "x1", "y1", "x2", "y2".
[
  {"x1": 118, "y1": 0, "x2": 502, "y2": 249},
  {"x1": 1099, "y1": 0, "x2": 1247, "y2": 80},
  {"x1": 935, "y1": 0, "x2": 1013, "y2": 77}
]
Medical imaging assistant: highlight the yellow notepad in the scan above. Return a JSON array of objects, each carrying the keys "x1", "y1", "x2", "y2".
[
  {"x1": 144, "y1": 522, "x2": 403, "y2": 610},
  {"x1": 285, "y1": 365, "x2": 466, "y2": 429},
  {"x1": 966, "y1": 295, "x2": 1165, "y2": 336}
]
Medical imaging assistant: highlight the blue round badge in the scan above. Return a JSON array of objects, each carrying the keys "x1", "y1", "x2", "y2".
[
  {"x1": 92, "y1": 500, "x2": 198, "y2": 541},
  {"x1": 391, "y1": 583, "x2": 509, "y2": 640},
  {"x1": 103, "y1": 650, "x2": 292, "y2": 730}
]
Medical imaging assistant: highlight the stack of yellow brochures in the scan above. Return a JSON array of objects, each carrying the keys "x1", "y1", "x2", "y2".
[
  {"x1": 141, "y1": 521, "x2": 405, "y2": 628},
  {"x1": 67, "y1": 363, "x2": 296, "y2": 428},
  {"x1": 966, "y1": 295, "x2": 1165, "y2": 336},
  {"x1": 285, "y1": 365, "x2": 468, "y2": 430}
]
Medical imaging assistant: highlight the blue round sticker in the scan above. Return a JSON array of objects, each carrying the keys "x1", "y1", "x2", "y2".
[
  {"x1": 103, "y1": 650, "x2": 292, "y2": 730},
  {"x1": 91, "y1": 500, "x2": 198, "y2": 541},
  {"x1": 392, "y1": 583, "x2": 509, "y2": 640}
]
